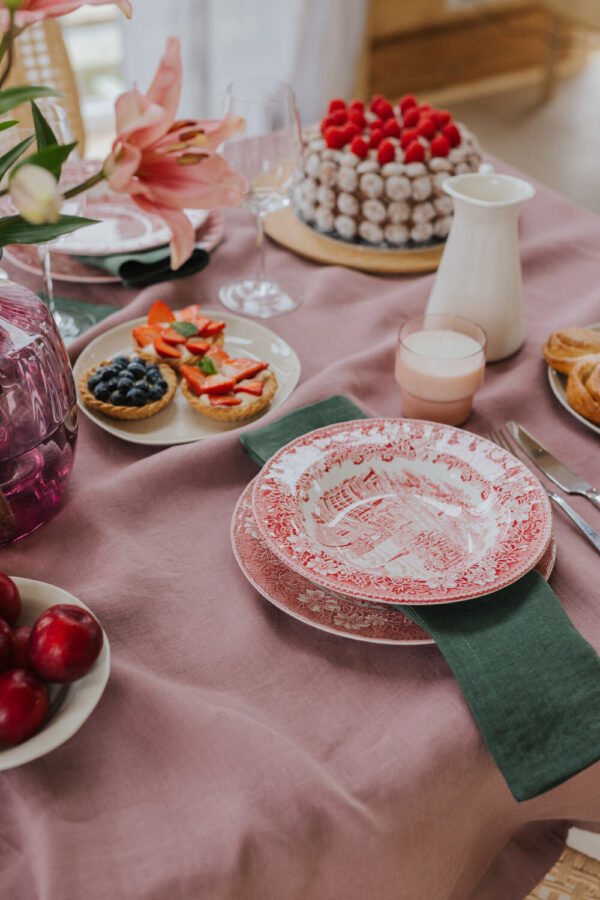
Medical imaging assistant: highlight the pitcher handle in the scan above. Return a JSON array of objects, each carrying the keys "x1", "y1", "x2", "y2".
[{"x1": 478, "y1": 162, "x2": 494, "y2": 176}]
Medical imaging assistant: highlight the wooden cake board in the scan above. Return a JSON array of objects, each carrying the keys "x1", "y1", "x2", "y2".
[{"x1": 264, "y1": 205, "x2": 444, "y2": 275}]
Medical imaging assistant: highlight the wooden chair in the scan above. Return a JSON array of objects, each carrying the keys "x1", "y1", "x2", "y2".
[
  {"x1": 5, "y1": 19, "x2": 85, "y2": 155},
  {"x1": 526, "y1": 847, "x2": 600, "y2": 899}
]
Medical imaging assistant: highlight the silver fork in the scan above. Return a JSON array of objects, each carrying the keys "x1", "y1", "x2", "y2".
[{"x1": 485, "y1": 427, "x2": 600, "y2": 555}]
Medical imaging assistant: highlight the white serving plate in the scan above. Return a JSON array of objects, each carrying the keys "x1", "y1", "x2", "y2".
[
  {"x1": 73, "y1": 310, "x2": 301, "y2": 446},
  {"x1": 0, "y1": 578, "x2": 110, "y2": 771},
  {"x1": 252, "y1": 419, "x2": 553, "y2": 606}
]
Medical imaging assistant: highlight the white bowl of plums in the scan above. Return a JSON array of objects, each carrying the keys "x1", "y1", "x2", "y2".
[{"x1": 0, "y1": 574, "x2": 110, "y2": 770}]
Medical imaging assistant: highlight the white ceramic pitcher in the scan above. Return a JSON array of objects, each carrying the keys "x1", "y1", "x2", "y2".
[{"x1": 425, "y1": 166, "x2": 535, "y2": 362}]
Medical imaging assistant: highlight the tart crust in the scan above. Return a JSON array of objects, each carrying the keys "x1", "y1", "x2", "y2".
[
  {"x1": 78, "y1": 360, "x2": 177, "y2": 420},
  {"x1": 180, "y1": 371, "x2": 278, "y2": 422},
  {"x1": 136, "y1": 330, "x2": 224, "y2": 370}
]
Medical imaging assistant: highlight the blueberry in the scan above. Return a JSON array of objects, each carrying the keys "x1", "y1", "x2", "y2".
[
  {"x1": 101, "y1": 366, "x2": 119, "y2": 381},
  {"x1": 148, "y1": 385, "x2": 164, "y2": 402},
  {"x1": 156, "y1": 379, "x2": 168, "y2": 392},
  {"x1": 109, "y1": 391, "x2": 128, "y2": 406},
  {"x1": 87, "y1": 374, "x2": 102, "y2": 391},
  {"x1": 146, "y1": 368, "x2": 161, "y2": 384},
  {"x1": 135, "y1": 381, "x2": 149, "y2": 395},
  {"x1": 127, "y1": 363, "x2": 146, "y2": 381},
  {"x1": 112, "y1": 355, "x2": 129, "y2": 370},
  {"x1": 133, "y1": 357, "x2": 148, "y2": 367},
  {"x1": 93, "y1": 385, "x2": 111, "y2": 402},
  {"x1": 116, "y1": 375, "x2": 133, "y2": 390},
  {"x1": 126, "y1": 388, "x2": 147, "y2": 407}
]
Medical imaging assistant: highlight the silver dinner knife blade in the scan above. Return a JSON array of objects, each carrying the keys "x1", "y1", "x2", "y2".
[{"x1": 506, "y1": 421, "x2": 600, "y2": 511}]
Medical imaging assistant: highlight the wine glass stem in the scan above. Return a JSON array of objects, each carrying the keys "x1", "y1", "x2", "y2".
[
  {"x1": 255, "y1": 211, "x2": 267, "y2": 285},
  {"x1": 38, "y1": 244, "x2": 56, "y2": 311}
]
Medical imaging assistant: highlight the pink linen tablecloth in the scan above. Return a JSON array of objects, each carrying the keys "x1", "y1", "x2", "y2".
[{"x1": 1, "y1": 171, "x2": 600, "y2": 900}]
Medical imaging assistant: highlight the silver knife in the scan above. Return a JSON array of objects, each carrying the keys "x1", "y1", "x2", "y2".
[{"x1": 506, "y1": 421, "x2": 600, "y2": 512}]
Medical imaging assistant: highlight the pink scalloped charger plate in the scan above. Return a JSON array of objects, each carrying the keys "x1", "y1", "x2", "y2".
[
  {"x1": 234, "y1": 480, "x2": 556, "y2": 644},
  {"x1": 3, "y1": 210, "x2": 225, "y2": 285},
  {"x1": 252, "y1": 419, "x2": 553, "y2": 606}
]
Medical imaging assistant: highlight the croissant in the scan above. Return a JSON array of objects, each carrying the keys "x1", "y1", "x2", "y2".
[
  {"x1": 542, "y1": 327, "x2": 600, "y2": 374},
  {"x1": 566, "y1": 355, "x2": 600, "y2": 424}
]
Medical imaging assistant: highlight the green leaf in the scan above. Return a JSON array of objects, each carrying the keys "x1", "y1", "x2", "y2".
[
  {"x1": 170, "y1": 321, "x2": 198, "y2": 337},
  {"x1": 0, "y1": 135, "x2": 35, "y2": 181},
  {"x1": 196, "y1": 356, "x2": 217, "y2": 375},
  {"x1": 12, "y1": 142, "x2": 77, "y2": 180},
  {"x1": 0, "y1": 120, "x2": 18, "y2": 133},
  {"x1": 0, "y1": 214, "x2": 97, "y2": 247},
  {"x1": 0, "y1": 86, "x2": 61, "y2": 117},
  {"x1": 31, "y1": 101, "x2": 58, "y2": 150}
]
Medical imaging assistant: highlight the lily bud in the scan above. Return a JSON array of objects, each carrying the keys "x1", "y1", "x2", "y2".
[{"x1": 10, "y1": 165, "x2": 62, "y2": 225}]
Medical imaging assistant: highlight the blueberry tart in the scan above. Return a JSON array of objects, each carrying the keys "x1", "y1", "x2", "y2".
[{"x1": 79, "y1": 355, "x2": 177, "y2": 420}]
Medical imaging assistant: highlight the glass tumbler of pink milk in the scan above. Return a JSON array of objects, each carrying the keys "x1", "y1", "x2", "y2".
[{"x1": 395, "y1": 314, "x2": 487, "y2": 426}]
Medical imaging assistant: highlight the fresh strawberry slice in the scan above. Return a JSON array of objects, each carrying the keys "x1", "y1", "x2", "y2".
[
  {"x1": 148, "y1": 301, "x2": 175, "y2": 325},
  {"x1": 235, "y1": 379, "x2": 264, "y2": 396},
  {"x1": 186, "y1": 316, "x2": 211, "y2": 333},
  {"x1": 155, "y1": 336, "x2": 181, "y2": 358},
  {"x1": 202, "y1": 320, "x2": 226, "y2": 337},
  {"x1": 132, "y1": 324, "x2": 162, "y2": 348},
  {"x1": 223, "y1": 358, "x2": 269, "y2": 382},
  {"x1": 209, "y1": 396, "x2": 242, "y2": 407},
  {"x1": 161, "y1": 326, "x2": 186, "y2": 345},
  {"x1": 185, "y1": 337, "x2": 211, "y2": 355},
  {"x1": 174, "y1": 304, "x2": 203, "y2": 322},
  {"x1": 180, "y1": 364, "x2": 206, "y2": 395},
  {"x1": 199, "y1": 374, "x2": 237, "y2": 395},
  {"x1": 205, "y1": 346, "x2": 229, "y2": 369}
]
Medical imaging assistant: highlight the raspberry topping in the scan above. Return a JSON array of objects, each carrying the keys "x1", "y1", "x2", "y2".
[
  {"x1": 350, "y1": 136, "x2": 368, "y2": 158},
  {"x1": 400, "y1": 128, "x2": 419, "y2": 150},
  {"x1": 376, "y1": 100, "x2": 394, "y2": 121},
  {"x1": 349, "y1": 98, "x2": 365, "y2": 112},
  {"x1": 404, "y1": 141, "x2": 425, "y2": 163},
  {"x1": 430, "y1": 135, "x2": 450, "y2": 157},
  {"x1": 331, "y1": 109, "x2": 348, "y2": 127},
  {"x1": 341, "y1": 123, "x2": 361, "y2": 144},
  {"x1": 435, "y1": 110, "x2": 451, "y2": 128},
  {"x1": 399, "y1": 94, "x2": 417, "y2": 114},
  {"x1": 442, "y1": 123, "x2": 461, "y2": 147},
  {"x1": 416, "y1": 117, "x2": 436, "y2": 141},
  {"x1": 349, "y1": 110, "x2": 367, "y2": 129},
  {"x1": 383, "y1": 118, "x2": 401, "y2": 138},
  {"x1": 369, "y1": 94, "x2": 386, "y2": 113},
  {"x1": 402, "y1": 107, "x2": 419, "y2": 129},
  {"x1": 324, "y1": 127, "x2": 346, "y2": 149},
  {"x1": 369, "y1": 129, "x2": 384, "y2": 149},
  {"x1": 328, "y1": 98, "x2": 346, "y2": 114},
  {"x1": 377, "y1": 140, "x2": 396, "y2": 165}
]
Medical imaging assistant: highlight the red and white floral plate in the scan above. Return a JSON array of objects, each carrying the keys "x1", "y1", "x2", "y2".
[
  {"x1": 234, "y1": 481, "x2": 557, "y2": 645},
  {"x1": 252, "y1": 419, "x2": 553, "y2": 605}
]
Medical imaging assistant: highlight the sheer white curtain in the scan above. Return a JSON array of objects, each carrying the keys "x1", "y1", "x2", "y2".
[{"x1": 121, "y1": 0, "x2": 368, "y2": 122}]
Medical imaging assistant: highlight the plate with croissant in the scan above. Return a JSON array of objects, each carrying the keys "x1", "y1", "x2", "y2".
[{"x1": 543, "y1": 325, "x2": 600, "y2": 435}]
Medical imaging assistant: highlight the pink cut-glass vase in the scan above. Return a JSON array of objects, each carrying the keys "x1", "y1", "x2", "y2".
[{"x1": 0, "y1": 280, "x2": 77, "y2": 545}]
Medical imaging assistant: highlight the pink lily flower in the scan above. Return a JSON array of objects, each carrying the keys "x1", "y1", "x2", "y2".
[
  {"x1": 104, "y1": 37, "x2": 246, "y2": 270},
  {"x1": 0, "y1": 0, "x2": 132, "y2": 30}
]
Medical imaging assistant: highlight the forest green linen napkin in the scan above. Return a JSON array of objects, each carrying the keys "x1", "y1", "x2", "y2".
[
  {"x1": 240, "y1": 396, "x2": 600, "y2": 801},
  {"x1": 74, "y1": 245, "x2": 210, "y2": 289}
]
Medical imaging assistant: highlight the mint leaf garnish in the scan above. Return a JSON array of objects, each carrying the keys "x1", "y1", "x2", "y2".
[
  {"x1": 170, "y1": 321, "x2": 198, "y2": 337},
  {"x1": 197, "y1": 356, "x2": 217, "y2": 375}
]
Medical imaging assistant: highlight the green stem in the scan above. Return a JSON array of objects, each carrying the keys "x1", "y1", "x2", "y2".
[
  {"x1": 0, "y1": 15, "x2": 15, "y2": 91},
  {"x1": 63, "y1": 169, "x2": 105, "y2": 199}
]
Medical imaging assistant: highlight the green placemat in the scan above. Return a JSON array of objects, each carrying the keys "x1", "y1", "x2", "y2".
[{"x1": 240, "y1": 397, "x2": 600, "y2": 801}]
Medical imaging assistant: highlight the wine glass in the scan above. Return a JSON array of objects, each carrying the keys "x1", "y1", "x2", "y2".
[
  {"x1": 34, "y1": 102, "x2": 96, "y2": 342},
  {"x1": 218, "y1": 77, "x2": 302, "y2": 318}
]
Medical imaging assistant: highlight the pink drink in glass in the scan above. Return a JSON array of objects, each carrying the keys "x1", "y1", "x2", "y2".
[{"x1": 0, "y1": 281, "x2": 77, "y2": 545}]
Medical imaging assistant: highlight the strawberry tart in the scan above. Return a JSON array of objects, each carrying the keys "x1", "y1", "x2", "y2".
[
  {"x1": 133, "y1": 301, "x2": 226, "y2": 370},
  {"x1": 294, "y1": 93, "x2": 483, "y2": 248},
  {"x1": 179, "y1": 345, "x2": 278, "y2": 422}
]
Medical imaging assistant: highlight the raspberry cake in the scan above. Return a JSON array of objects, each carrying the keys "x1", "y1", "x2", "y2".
[{"x1": 294, "y1": 93, "x2": 482, "y2": 248}]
